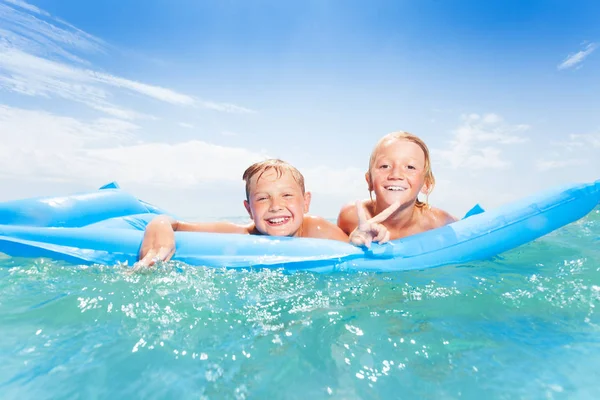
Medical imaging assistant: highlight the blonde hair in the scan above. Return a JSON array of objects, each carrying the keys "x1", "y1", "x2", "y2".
[
  {"x1": 368, "y1": 131, "x2": 435, "y2": 208},
  {"x1": 242, "y1": 159, "x2": 306, "y2": 200}
]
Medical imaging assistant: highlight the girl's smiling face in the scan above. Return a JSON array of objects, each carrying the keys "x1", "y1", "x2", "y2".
[
  {"x1": 244, "y1": 168, "x2": 311, "y2": 237},
  {"x1": 367, "y1": 138, "x2": 430, "y2": 209}
]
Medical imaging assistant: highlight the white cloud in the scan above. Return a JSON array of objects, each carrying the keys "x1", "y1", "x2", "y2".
[
  {"x1": 0, "y1": 103, "x2": 366, "y2": 195},
  {"x1": 88, "y1": 70, "x2": 196, "y2": 106},
  {"x1": 569, "y1": 133, "x2": 600, "y2": 148},
  {"x1": 90, "y1": 104, "x2": 154, "y2": 121},
  {"x1": 550, "y1": 132, "x2": 600, "y2": 151},
  {"x1": 557, "y1": 42, "x2": 597, "y2": 70},
  {"x1": 0, "y1": 1, "x2": 253, "y2": 118},
  {"x1": 198, "y1": 100, "x2": 254, "y2": 114},
  {"x1": 178, "y1": 122, "x2": 194, "y2": 129},
  {"x1": 432, "y1": 113, "x2": 529, "y2": 170},
  {"x1": 86, "y1": 142, "x2": 267, "y2": 187},
  {"x1": 0, "y1": 104, "x2": 376, "y2": 218},
  {"x1": 540, "y1": 131, "x2": 599, "y2": 172},
  {"x1": 0, "y1": 105, "x2": 267, "y2": 187},
  {"x1": 302, "y1": 165, "x2": 365, "y2": 196},
  {"x1": 2, "y1": 0, "x2": 50, "y2": 17},
  {"x1": 0, "y1": 43, "x2": 252, "y2": 117},
  {"x1": 0, "y1": 2, "x2": 104, "y2": 63},
  {"x1": 535, "y1": 159, "x2": 588, "y2": 172},
  {"x1": 0, "y1": 104, "x2": 138, "y2": 149}
]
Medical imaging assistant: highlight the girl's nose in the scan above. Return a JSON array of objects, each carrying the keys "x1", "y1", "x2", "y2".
[{"x1": 387, "y1": 165, "x2": 404, "y2": 179}]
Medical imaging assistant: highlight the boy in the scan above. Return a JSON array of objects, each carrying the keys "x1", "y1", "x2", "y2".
[{"x1": 137, "y1": 159, "x2": 391, "y2": 269}]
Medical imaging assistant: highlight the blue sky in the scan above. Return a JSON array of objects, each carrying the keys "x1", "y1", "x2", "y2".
[{"x1": 0, "y1": 0, "x2": 598, "y2": 220}]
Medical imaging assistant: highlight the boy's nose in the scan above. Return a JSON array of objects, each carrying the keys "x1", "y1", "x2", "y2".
[{"x1": 269, "y1": 198, "x2": 284, "y2": 211}]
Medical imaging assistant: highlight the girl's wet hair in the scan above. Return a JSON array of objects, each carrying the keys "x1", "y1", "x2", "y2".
[
  {"x1": 242, "y1": 159, "x2": 306, "y2": 200},
  {"x1": 368, "y1": 131, "x2": 435, "y2": 208}
]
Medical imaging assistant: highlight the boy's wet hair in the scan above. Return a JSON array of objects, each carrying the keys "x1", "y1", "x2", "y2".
[
  {"x1": 368, "y1": 131, "x2": 435, "y2": 208},
  {"x1": 242, "y1": 159, "x2": 306, "y2": 200}
]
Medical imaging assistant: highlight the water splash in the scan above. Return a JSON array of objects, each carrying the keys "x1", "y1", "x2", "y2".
[{"x1": 1, "y1": 209, "x2": 600, "y2": 399}]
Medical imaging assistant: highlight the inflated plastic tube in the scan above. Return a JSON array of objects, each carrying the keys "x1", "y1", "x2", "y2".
[
  {"x1": 0, "y1": 180, "x2": 598, "y2": 272},
  {"x1": 0, "y1": 182, "x2": 169, "y2": 228}
]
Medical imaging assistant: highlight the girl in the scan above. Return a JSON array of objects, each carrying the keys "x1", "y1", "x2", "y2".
[{"x1": 338, "y1": 131, "x2": 457, "y2": 247}]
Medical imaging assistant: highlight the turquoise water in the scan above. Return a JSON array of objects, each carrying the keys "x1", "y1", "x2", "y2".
[{"x1": 1, "y1": 209, "x2": 599, "y2": 399}]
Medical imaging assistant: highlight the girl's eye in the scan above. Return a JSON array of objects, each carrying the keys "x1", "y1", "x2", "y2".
[
  {"x1": 407, "y1": 165, "x2": 416, "y2": 170},
  {"x1": 379, "y1": 164, "x2": 390, "y2": 169}
]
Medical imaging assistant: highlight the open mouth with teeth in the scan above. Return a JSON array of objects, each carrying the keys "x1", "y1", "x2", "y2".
[
  {"x1": 384, "y1": 185, "x2": 407, "y2": 191},
  {"x1": 266, "y1": 216, "x2": 291, "y2": 226}
]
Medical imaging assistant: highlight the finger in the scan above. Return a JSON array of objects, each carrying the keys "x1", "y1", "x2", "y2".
[
  {"x1": 132, "y1": 250, "x2": 164, "y2": 274},
  {"x1": 369, "y1": 201, "x2": 401, "y2": 224},
  {"x1": 163, "y1": 247, "x2": 175, "y2": 262},
  {"x1": 138, "y1": 249, "x2": 157, "y2": 268},
  {"x1": 380, "y1": 230, "x2": 390, "y2": 244},
  {"x1": 372, "y1": 224, "x2": 387, "y2": 243},
  {"x1": 355, "y1": 200, "x2": 369, "y2": 227},
  {"x1": 350, "y1": 235, "x2": 365, "y2": 247},
  {"x1": 129, "y1": 259, "x2": 148, "y2": 274},
  {"x1": 156, "y1": 246, "x2": 174, "y2": 262},
  {"x1": 364, "y1": 235, "x2": 372, "y2": 249},
  {"x1": 349, "y1": 229, "x2": 368, "y2": 247},
  {"x1": 138, "y1": 246, "x2": 149, "y2": 262},
  {"x1": 349, "y1": 229, "x2": 364, "y2": 245},
  {"x1": 128, "y1": 262, "x2": 145, "y2": 275}
]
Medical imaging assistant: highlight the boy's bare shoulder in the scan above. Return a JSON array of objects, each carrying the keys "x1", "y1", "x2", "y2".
[{"x1": 303, "y1": 215, "x2": 349, "y2": 242}]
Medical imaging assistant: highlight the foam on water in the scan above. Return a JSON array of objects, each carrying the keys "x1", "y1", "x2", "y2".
[{"x1": 1, "y1": 209, "x2": 599, "y2": 399}]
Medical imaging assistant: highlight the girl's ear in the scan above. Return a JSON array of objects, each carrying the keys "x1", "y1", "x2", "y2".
[
  {"x1": 303, "y1": 192, "x2": 312, "y2": 213},
  {"x1": 243, "y1": 200, "x2": 252, "y2": 218},
  {"x1": 365, "y1": 172, "x2": 373, "y2": 191},
  {"x1": 420, "y1": 182, "x2": 431, "y2": 195},
  {"x1": 418, "y1": 180, "x2": 432, "y2": 206}
]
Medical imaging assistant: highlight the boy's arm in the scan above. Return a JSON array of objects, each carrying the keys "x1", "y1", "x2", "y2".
[
  {"x1": 135, "y1": 215, "x2": 251, "y2": 269},
  {"x1": 136, "y1": 215, "x2": 176, "y2": 269},
  {"x1": 176, "y1": 220, "x2": 251, "y2": 234},
  {"x1": 302, "y1": 215, "x2": 350, "y2": 242}
]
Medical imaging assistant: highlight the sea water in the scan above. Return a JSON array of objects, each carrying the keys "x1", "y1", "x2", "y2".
[{"x1": 1, "y1": 209, "x2": 599, "y2": 400}]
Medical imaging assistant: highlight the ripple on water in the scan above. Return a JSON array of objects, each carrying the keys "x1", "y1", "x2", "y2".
[{"x1": 1, "y1": 210, "x2": 600, "y2": 398}]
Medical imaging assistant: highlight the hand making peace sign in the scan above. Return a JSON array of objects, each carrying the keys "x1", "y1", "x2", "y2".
[{"x1": 349, "y1": 200, "x2": 401, "y2": 248}]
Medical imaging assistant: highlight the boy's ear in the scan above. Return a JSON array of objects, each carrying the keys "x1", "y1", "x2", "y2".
[
  {"x1": 365, "y1": 172, "x2": 373, "y2": 191},
  {"x1": 243, "y1": 200, "x2": 252, "y2": 218},
  {"x1": 303, "y1": 191, "x2": 312, "y2": 213}
]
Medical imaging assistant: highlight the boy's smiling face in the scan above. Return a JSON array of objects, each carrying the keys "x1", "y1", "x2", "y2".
[{"x1": 244, "y1": 168, "x2": 311, "y2": 237}]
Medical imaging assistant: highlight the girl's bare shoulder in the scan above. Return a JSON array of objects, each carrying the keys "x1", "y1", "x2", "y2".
[
  {"x1": 337, "y1": 199, "x2": 373, "y2": 233},
  {"x1": 422, "y1": 206, "x2": 458, "y2": 228}
]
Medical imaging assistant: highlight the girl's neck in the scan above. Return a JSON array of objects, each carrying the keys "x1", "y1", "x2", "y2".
[{"x1": 374, "y1": 199, "x2": 418, "y2": 228}]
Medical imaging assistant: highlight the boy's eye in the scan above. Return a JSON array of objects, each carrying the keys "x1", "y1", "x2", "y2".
[
  {"x1": 378, "y1": 164, "x2": 390, "y2": 169},
  {"x1": 256, "y1": 196, "x2": 268, "y2": 201},
  {"x1": 283, "y1": 193, "x2": 294, "y2": 198}
]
